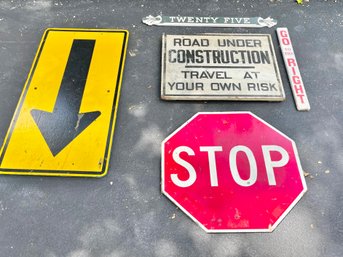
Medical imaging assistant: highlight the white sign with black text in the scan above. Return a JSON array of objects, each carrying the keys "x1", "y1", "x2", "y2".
[{"x1": 161, "y1": 34, "x2": 285, "y2": 101}]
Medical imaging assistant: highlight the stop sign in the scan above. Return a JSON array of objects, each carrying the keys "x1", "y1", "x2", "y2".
[{"x1": 162, "y1": 112, "x2": 307, "y2": 232}]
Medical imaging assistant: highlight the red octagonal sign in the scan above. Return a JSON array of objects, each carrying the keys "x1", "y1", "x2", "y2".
[{"x1": 162, "y1": 112, "x2": 307, "y2": 233}]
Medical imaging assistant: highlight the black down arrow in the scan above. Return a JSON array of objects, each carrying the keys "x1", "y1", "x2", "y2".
[{"x1": 31, "y1": 39, "x2": 101, "y2": 156}]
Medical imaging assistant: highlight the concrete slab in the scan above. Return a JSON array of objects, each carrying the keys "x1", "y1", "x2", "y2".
[{"x1": 0, "y1": 1, "x2": 342, "y2": 257}]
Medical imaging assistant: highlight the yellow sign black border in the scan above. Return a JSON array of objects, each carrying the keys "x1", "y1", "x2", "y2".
[{"x1": 0, "y1": 28, "x2": 129, "y2": 177}]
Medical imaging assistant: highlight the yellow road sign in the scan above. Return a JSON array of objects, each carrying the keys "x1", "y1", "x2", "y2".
[{"x1": 0, "y1": 28, "x2": 129, "y2": 177}]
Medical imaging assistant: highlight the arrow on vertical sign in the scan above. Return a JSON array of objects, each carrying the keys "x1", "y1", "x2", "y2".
[{"x1": 31, "y1": 39, "x2": 101, "y2": 156}]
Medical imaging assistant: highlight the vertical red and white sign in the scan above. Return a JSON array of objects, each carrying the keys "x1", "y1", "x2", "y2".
[{"x1": 277, "y1": 28, "x2": 310, "y2": 111}]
